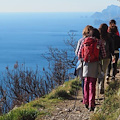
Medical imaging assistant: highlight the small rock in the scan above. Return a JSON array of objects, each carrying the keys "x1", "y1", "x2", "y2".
[
  {"x1": 56, "y1": 107, "x2": 62, "y2": 111},
  {"x1": 75, "y1": 107, "x2": 81, "y2": 111},
  {"x1": 51, "y1": 116, "x2": 55, "y2": 120},
  {"x1": 58, "y1": 111, "x2": 64, "y2": 114},
  {"x1": 64, "y1": 108, "x2": 72, "y2": 112}
]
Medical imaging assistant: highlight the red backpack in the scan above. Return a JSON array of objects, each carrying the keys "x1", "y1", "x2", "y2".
[{"x1": 81, "y1": 37, "x2": 100, "y2": 62}]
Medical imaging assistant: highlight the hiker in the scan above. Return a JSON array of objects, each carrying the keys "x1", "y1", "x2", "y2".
[
  {"x1": 75, "y1": 25, "x2": 93, "y2": 102},
  {"x1": 106, "y1": 25, "x2": 120, "y2": 81},
  {"x1": 78, "y1": 28, "x2": 106, "y2": 111},
  {"x1": 98, "y1": 23, "x2": 114, "y2": 93},
  {"x1": 108, "y1": 19, "x2": 119, "y2": 36}
]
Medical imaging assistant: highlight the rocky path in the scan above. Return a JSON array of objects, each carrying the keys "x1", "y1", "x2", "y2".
[
  {"x1": 41, "y1": 72, "x2": 120, "y2": 120},
  {"x1": 41, "y1": 83, "x2": 104, "y2": 120}
]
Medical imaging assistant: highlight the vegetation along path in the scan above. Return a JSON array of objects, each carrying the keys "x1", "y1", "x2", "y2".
[
  {"x1": 41, "y1": 72, "x2": 120, "y2": 120},
  {"x1": 0, "y1": 69, "x2": 120, "y2": 120}
]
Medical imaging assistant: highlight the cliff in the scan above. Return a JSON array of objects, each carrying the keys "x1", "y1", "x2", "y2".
[
  {"x1": 91, "y1": 5, "x2": 120, "y2": 26},
  {"x1": 0, "y1": 75, "x2": 120, "y2": 120}
]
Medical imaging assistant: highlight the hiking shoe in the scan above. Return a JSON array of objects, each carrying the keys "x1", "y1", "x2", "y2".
[
  {"x1": 106, "y1": 80, "x2": 109, "y2": 84},
  {"x1": 106, "y1": 76, "x2": 109, "y2": 84},
  {"x1": 100, "y1": 90, "x2": 104, "y2": 94},
  {"x1": 111, "y1": 76, "x2": 115, "y2": 81},
  {"x1": 106, "y1": 76, "x2": 109, "y2": 80},
  {"x1": 89, "y1": 107, "x2": 94, "y2": 112},
  {"x1": 85, "y1": 104, "x2": 89, "y2": 109},
  {"x1": 80, "y1": 99, "x2": 83, "y2": 102}
]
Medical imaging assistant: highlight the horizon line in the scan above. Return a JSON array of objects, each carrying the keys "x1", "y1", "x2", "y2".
[{"x1": 0, "y1": 11, "x2": 95, "y2": 13}]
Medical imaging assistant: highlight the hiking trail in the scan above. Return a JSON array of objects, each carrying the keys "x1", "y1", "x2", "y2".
[{"x1": 41, "y1": 72, "x2": 120, "y2": 120}]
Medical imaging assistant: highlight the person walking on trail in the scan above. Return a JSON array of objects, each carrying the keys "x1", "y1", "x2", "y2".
[
  {"x1": 78, "y1": 28, "x2": 106, "y2": 111},
  {"x1": 106, "y1": 19, "x2": 120, "y2": 81},
  {"x1": 107, "y1": 19, "x2": 119, "y2": 36},
  {"x1": 98, "y1": 23, "x2": 114, "y2": 93},
  {"x1": 75, "y1": 25, "x2": 93, "y2": 102},
  {"x1": 106, "y1": 25, "x2": 120, "y2": 81}
]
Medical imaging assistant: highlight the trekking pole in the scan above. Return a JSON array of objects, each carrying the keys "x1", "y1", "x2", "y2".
[
  {"x1": 97, "y1": 78, "x2": 100, "y2": 103},
  {"x1": 97, "y1": 61, "x2": 102, "y2": 103},
  {"x1": 73, "y1": 60, "x2": 83, "y2": 110},
  {"x1": 73, "y1": 76, "x2": 80, "y2": 110}
]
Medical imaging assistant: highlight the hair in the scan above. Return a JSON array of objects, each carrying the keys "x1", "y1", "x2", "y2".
[
  {"x1": 98, "y1": 23, "x2": 108, "y2": 39},
  {"x1": 108, "y1": 25, "x2": 118, "y2": 34},
  {"x1": 82, "y1": 25, "x2": 93, "y2": 37},
  {"x1": 109, "y1": 19, "x2": 116, "y2": 25},
  {"x1": 89, "y1": 28, "x2": 100, "y2": 39}
]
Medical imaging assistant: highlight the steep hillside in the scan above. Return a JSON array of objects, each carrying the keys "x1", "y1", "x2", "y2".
[{"x1": 0, "y1": 73, "x2": 120, "y2": 120}]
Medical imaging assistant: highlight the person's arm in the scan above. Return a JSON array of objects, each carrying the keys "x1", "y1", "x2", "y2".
[
  {"x1": 75, "y1": 37, "x2": 85, "y2": 56},
  {"x1": 99, "y1": 40, "x2": 106, "y2": 58},
  {"x1": 116, "y1": 31, "x2": 119, "y2": 36},
  {"x1": 75, "y1": 40, "x2": 81, "y2": 56},
  {"x1": 78, "y1": 40, "x2": 84, "y2": 60},
  {"x1": 109, "y1": 34, "x2": 114, "y2": 56}
]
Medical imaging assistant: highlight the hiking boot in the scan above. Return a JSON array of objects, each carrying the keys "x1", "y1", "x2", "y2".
[
  {"x1": 106, "y1": 76, "x2": 109, "y2": 84},
  {"x1": 88, "y1": 107, "x2": 94, "y2": 112},
  {"x1": 106, "y1": 80, "x2": 109, "y2": 84},
  {"x1": 85, "y1": 104, "x2": 89, "y2": 109},
  {"x1": 80, "y1": 99, "x2": 83, "y2": 102},
  {"x1": 111, "y1": 76, "x2": 115, "y2": 81},
  {"x1": 100, "y1": 89, "x2": 104, "y2": 94},
  {"x1": 106, "y1": 76, "x2": 109, "y2": 80}
]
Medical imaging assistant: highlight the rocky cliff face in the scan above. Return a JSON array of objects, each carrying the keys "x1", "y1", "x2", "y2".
[
  {"x1": 92, "y1": 5, "x2": 120, "y2": 19},
  {"x1": 91, "y1": 5, "x2": 120, "y2": 26}
]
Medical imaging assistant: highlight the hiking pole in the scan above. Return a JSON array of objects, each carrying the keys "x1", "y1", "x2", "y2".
[
  {"x1": 73, "y1": 76, "x2": 80, "y2": 110},
  {"x1": 98, "y1": 60, "x2": 104, "y2": 103},
  {"x1": 97, "y1": 61, "x2": 102, "y2": 103},
  {"x1": 73, "y1": 77, "x2": 78, "y2": 110},
  {"x1": 73, "y1": 60, "x2": 83, "y2": 110},
  {"x1": 97, "y1": 78, "x2": 100, "y2": 103}
]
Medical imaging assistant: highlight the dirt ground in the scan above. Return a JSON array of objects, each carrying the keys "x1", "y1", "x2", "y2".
[{"x1": 41, "y1": 72, "x2": 120, "y2": 120}]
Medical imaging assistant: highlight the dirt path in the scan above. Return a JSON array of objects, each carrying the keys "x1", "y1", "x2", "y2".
[{"x1": 41, "y1": 72, "x2": 120, "y2": 120}]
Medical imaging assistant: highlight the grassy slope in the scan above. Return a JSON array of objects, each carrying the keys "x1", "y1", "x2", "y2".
[
  {"x1": 90, "y1": 80, "x2": 120, "y2": 120},
  {"x1": 0, "y1": 77, "x2": 120, "y2": 120},
  {"x1": 0, "y1": 78, "x2": 81, "y2": 120}
]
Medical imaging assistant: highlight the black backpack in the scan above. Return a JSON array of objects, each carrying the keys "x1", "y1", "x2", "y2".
[
  {"x1": 102, "y1": 35, "x2": 113, "y2": 58},
  {"x1": 112, "y1": 34, "x2": 120, "y2": 50}
]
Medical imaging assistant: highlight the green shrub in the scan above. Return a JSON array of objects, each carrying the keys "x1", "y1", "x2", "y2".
[
  {"x1": 70, "y1": 79, "x2": 81, "y2": 95},
  {"x1": 18, "y1": 109, "x2": 38, "y2": 120},
  {"x1": 49, "y1": 90, "x2": 70, "y2": 99},
  {"x1": 48, "y1": 79, "x2": 81, "y2": 99},
  {"x1": 71, "y1": 80, "x2": 81, "y2": 89},
  {"x1": 90, "y1": 81, "x2": 120, "y2": 120},
  {"x1": 0, "y1": 108, "x2": 38, "y2": 120},
  {"x1": 90, "y1": 113, "x2": 106, "y2": 120},
  {"x1": 32, "y1": 104, "x2": 45, "y2": 109}
]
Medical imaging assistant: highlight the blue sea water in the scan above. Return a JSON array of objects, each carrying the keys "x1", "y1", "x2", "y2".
[{"x1": 0, "y1": 12, "x2": 96, "y2": 74}]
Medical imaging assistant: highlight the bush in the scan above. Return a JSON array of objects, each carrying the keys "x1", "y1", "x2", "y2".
[
  {"x1": 0, "y1": 108, "x2": 38, "y2": 120},
  {"x1": 49, "y1": 90, "x2": 70, "y2": 99},
  {"x1": 90, "y1": 81, "x2": 120, "y2": 120},
  {"x1": 70, "y1": 80, "x2": 81, "y2": 95}
]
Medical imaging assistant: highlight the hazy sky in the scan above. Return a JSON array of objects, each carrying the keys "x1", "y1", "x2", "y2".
[{"x1": 0, "y1": 0, "x2": 119, "y2": 12}]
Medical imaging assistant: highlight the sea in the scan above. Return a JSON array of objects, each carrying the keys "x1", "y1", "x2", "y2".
[{"x1": 0, "y1": 12, "x2": 102, "y2": 75}]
